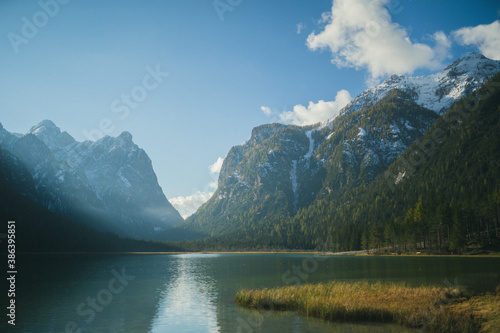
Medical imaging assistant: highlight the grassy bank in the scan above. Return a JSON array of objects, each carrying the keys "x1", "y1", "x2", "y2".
[{"x1": 235, "y1": 281, "x2": 500, "y2": 332}]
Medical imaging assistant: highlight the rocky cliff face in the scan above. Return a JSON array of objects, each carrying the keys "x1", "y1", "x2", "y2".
[
  {"x1": 181, "y1": 53, "x2": 500, "y2": 237},
  {"x1": 0, "y1": 120, "x2": 183, "y2": 240}
]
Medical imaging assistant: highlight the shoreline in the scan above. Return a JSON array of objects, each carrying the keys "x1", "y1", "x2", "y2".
[{"x1": 16, "y1": 250, "x2": 500, "y2": 257}]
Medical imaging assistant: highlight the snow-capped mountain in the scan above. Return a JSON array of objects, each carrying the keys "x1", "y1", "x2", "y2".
[
  {"x1": 0, "y1": 120, "x2": 183, "y2": 239},
  {"x1": 337, "y1": 53, "x2": 500, "y2": 118},
  {"x1": 181, "y1": 53, "x2": 500, "y2": 237}
]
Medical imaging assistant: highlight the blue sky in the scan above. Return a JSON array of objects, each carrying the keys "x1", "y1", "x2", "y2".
[{"x1": 1, "y1": 0, "x2": 499, "y2": 218}]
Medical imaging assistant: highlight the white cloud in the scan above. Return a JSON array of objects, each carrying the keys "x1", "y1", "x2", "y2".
[
  {"x1": 261, "y1": 106, "x2": 272, "y2": 116},
  {"x1": 453, "y1": 20, "x2": 500, "y2": 60},
  {"x1": 306, "y1": 0, "x2": 451, "y2": 83},
  {"x1": 279, "y1": 89, "x2": 352, "y2": 126},
  {"x1": 170, "y1": 191, "x2": 214, "y2": 219},
  {"x1": 170, "y1": 157, "x2": 224, "y2": 219},
  {"x1": 208, "y1": 181, "x2": 218, "y2": 190},
  {"x1": 433, "y1": 31, "x2": 452, "y2": 60},
  {"x1": 209, "y1": 156, "x2": 224, "y2": 174}
]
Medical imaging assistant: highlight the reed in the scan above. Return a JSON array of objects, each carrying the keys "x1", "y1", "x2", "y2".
[{"x1": 235, "y1": 281, "x2": 496, "y2": 332}]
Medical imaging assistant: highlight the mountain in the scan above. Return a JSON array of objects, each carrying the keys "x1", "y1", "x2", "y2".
[
  {"x1": 182, "y1": 90, "x2": 439, "y2": 238},
  {"x1": 0, "y1": 147, "x2": 185, "y2": 252},
  {"x1": 179, "y1": 53, "x2": 500, "y2": 244},
  {"x1": 290, "y1": 72, "x2": 500, "y2": 252},
  {"x1": 0, "y1": 121, "x2": 183, "y2": 240},
  {"x1": 340, "y1": 52, "x2": 500, "y2": 116}
]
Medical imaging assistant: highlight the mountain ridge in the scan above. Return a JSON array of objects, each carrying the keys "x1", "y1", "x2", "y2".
[
  {"x1": 179, "y1": 53, "x2": 500, "y2": 242},
  {"x1": 0, "y1": 121, "x2": 183, "y2": 240},
  {"x1": 333, "y1": 52, "x2": 500, "y2": 120}
]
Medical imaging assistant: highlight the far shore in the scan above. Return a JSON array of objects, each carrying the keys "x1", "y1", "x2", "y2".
[{"x1": 17, "y1": 250, "x2": 500, "y2": 257}]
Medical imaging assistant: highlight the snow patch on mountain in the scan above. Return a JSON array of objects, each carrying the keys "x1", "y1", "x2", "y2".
[
  {"x1": 358, "y1": 127, "x2": 367, "y2": 138},
  {"x1": 304, "y1": 131, "x2": 315, "y2": 159},
  {"x1": 390, "y1": 124, "x2": 401, "y2": 135},
  {"x1": 0, "y1": 120, "x2": 183, "y2": 239},
  {"x1": 118, "y1": 168, "x2": 132, "y2": 188},
  {"x1": 405, "y1": 121, "x2": 415, "y2": 131},
  {"x1": 335, "y1": 53, "x2": 500, "y2": 120}
]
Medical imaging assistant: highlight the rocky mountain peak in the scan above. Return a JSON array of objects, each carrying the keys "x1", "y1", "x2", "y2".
[
  {"x1": 118, "y1": 130, "x2": 133, "y2": 142},
  {"x1": 29, "y1": 119, "x2": 59, "y2": 134},
  {"x1": 250, "y1": 124, "x2": 285, "y2": 144},
  {"x1": 116, "y1": 131, "x2": 134, "y2": 148},
  {"x1": 383, "y1": 74, "x2": 405, "y2": 85},
  {"x1": 444, "y1": 52, "x2": 485, "y2": 71},
  {"x1": 28, "y1": 119, "x2": 76, "y2": 149},
  {"x1": 336, "y1": 53, "x2": 500, "y2": 119},
  {"x1": 0, "y1": 121, "x2": 183, "y2": 240}
]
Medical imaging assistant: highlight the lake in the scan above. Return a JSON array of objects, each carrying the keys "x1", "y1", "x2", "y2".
[{"x1": 5, "y1": 254, "x2": 500, "y2": 332}]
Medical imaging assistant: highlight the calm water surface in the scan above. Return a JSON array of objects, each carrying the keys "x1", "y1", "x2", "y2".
[{"x1": 5, "y1": 254, "x2": 500, "y2": 333}]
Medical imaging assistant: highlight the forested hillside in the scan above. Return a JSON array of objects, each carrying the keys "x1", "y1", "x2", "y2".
[
  {"x1": 182, "y1": 74, "x2": 500, "y2": 252},
  {"x1": 180, "y1": 90, "x2": 438, "y2": 239}
]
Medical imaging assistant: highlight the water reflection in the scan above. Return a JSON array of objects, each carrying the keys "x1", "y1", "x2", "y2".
[
  {"x1": 150, "y1": 254, "x2": 220, "y2": 332},
  {"x1": 8, "y1": 254, "x2": 499, "y2": 333}
]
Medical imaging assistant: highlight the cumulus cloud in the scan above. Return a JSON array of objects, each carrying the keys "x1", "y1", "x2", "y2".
[
  {"x1": 261, "y1": 106, "x2": 272, "y2": 116},
  {"x1": 170, "y1": 191, "x2": 214, "y2": 219},
  {"x1": 170, "y1": 157, "x2": 224, "y2": 219},
  {"x1": 453, "y1": 20, "x2": 500, "y2": 60},
  {"x1": 209, "y1": 156, "x2": 224, "y2": 174},
  {"x1": 279, "y1": 89, "x2": 352, "y2": 126},
  {"x1": 306, "y1": 0, "x2": 451, "y2": 83}
]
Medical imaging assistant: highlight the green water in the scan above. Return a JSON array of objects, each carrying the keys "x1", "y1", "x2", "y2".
[{"x1": 5, "y1": 254, "x2": 500, "y2": 332}]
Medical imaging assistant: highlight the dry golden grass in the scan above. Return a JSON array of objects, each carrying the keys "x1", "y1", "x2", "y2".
[
  {"x1": 235, "y1": 281, "x2": 495, "y2": 332},
  {"x1": 447, "y1": 294, "x2": 500, "y2": 333}
]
